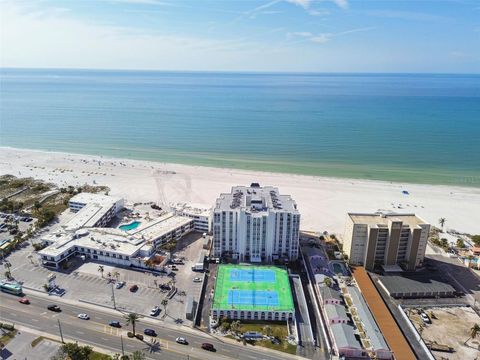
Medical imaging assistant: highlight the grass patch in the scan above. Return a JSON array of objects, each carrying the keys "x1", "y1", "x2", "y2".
[
  {"x1": 31, "y1": 336, "x2": 44, "y2": 348},
  {"x1": 31, "y1": 335, "x2": 61, "y2": 348},
  {"x1": 224, "y1": 320, "x2": 296, "y2": 355},
  {"x1": 0, "y1": 329, "x2": 18, "y2": 346},
  {"x1": 89, "y1": 351, "x2": 114, "y2": 360}
]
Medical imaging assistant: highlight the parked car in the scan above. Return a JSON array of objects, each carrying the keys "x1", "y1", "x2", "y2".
[
  {"x1": 420, "y1": 312, "x2": 431, "y2": 324},
  {"x1": 143, "y1": 329, "x2": 157, "y2": 337},
  {"x1": 77, "y1": 313, "x2": 90, "y2": 320},
  {"x1": 109, "y1": 321, "x2": 121, "y2": 328},
  {"x1": 19, "y1": 298, "x2": 30, "y2": 304},
  {"x1": 150, "y1": 306, "x2": 160, "y2": 316},
  {"x1": 175, "y1": 337, "x2": 188, "y2": 345},
  {"x1": 115, "y1": 281, "x2": 126, "y2": 289},
  {"x1": 159, "y1": 284, "x2": 171, "y2": 290},
  {"x1": 193, "y1": 277, "x2": 202, "y2": 283},
  {"x1": 201, "y1": 343, "x2": 215, "y2": 352},
  {"x1": 47, "y1": 304, "x2": 61, "y2": 312},
  {"x1": 129, "y1": 284, "x2": 138, "y2": 292}
]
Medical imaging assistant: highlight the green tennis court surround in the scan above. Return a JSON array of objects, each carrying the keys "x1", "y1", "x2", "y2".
[{"x1": 212, "y1": 264, "x2": 294, "y2": 312}]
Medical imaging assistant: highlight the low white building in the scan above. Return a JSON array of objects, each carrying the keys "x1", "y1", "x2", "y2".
[
  {"x1": 173, "y1": 203, "x2": 211, "y2": 233},
  {"x1": 38, "y1": 194, "x2": 193, "y2": 269},
  {"x1": 66, "y1": 193, "x2": 124, "y2": 230}
]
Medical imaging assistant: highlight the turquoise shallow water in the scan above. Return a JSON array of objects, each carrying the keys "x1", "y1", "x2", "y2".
[
  {"x1": 119, "y1": 221, "x2": 141, "y2": 231},
  {"x1": 0, "y1": 69, "x2": 479, "y2": 186}
]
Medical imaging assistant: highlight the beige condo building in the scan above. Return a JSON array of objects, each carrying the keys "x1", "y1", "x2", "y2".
[{"x1": 344, "y1": 212, "x2": 430, "y2": 271}]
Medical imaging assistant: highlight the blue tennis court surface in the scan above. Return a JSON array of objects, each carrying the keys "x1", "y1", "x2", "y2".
[
  {"x1": 230, "y1": 269, "x2": 276, "y2": 282},
  {"x1": 227, "y1": 290, "x2": 279, "y2": 306}
]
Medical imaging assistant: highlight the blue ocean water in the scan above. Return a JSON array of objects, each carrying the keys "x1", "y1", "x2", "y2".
[{"x1": 1, "y1": 68, "x2": 479, "y2": 186}]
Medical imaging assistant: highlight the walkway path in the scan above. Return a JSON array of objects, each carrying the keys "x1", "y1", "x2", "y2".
[{"x1": 351, "y1": 266, "x2": 416, "y2": 360}]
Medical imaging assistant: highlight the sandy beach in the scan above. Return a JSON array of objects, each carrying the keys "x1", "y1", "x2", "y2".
[{"x1": 1, "y1": 147, "x2": 479, "y2": 237}]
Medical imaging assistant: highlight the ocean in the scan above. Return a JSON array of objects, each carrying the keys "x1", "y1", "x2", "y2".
[{"x1": 1, "y1": 68, "x2": 479, "y2": 187}]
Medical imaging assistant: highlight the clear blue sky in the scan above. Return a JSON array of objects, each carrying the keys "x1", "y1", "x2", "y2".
[{"x1": 1, "y1": 0, "x2": 479, "y2": 73}]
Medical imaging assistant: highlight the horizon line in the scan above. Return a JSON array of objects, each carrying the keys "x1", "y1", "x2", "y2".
[{"x1": 1, "y1": 66, "x2": 479, "y2": 76}]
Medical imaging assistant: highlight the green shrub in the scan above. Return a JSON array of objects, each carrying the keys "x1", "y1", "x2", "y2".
[
  {"x1": 2, "y1": 323, "x2": 15, "y2": 331},
  {"x1": 134, "y1": 334, "x2": 144, "y2": 341},
  {"x1": 127, "y1": 332, "x2": 134, "y2": 338}
]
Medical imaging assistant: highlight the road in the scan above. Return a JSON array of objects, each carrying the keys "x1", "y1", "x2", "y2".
[{"x1": 0, "y1": 292, "x2": 303, "y2": 360}]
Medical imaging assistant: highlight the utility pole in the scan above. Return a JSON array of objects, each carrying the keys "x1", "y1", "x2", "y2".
[
  {"x1": 120, "y1": 335, "x2": 125, "y2": 356},
  {"x1": 57, "y1": 319, "x2": 64, "y2": 343},
  {"x1": 111, "y1": 282, "x2": 117, "y2": 309}
]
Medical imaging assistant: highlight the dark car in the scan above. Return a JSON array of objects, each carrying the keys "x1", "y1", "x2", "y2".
[
  {"x1": 143, "y1": 329, "x2": 157, "y2": 337},
  {"x1": 201, "y1": 343, "x2": 215, "y2": 351},
  {"x1": 109, "y1": 321, "x2": 121, "y2": 328},
  {"x1": 129, "y1": 284, "x2": 138, "y2": 292},
  {"x1": 47, "y1": 304, "x2": 61, "y2": 312}
]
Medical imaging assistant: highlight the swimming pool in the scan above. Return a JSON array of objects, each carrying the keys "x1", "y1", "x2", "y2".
[{"x1": 119, "y1": 221, "x2": 141, "y2": 231}]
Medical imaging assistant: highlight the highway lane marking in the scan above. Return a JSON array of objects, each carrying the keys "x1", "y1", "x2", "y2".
[
  {"x1": 76, "y1": 330, "x2": 85, "y2": 334},
  {"x1": 31, "y1": 318, "x2": 39, "y2": 322}
]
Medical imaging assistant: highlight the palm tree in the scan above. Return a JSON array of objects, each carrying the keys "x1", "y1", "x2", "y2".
[
  {"x1": 263, "y1": 325, "x2": 273, "y2": 337},
  {"x1": 131, "y1": 350, "x2": 146, "y2": 360},
  {"x1": 439, "y1": 218, "x2": 446, "y2": 232},
  {"x1": 323, "y1": 277, "x2": 332, "y2": 287},
  {"x1": 144, "y1": 259, "x2": 155, "y2": 270},
  {"x1": 230, "y1": 320, "x2": 242, "y2": 335},
  {"x1": 98, "y1": 265, "x2": 104, "y2": 278},
  {"x1": 27, "y1": 254, "x2": 34, "y2": 264},
  {"x1": 4, "y1": 261, "x2": 12, "y2": 273},
  {"x1": 113, "y1": 271, "x2": 120, "y2": 282},
  {"x1": 465, "y1": 323, "x2": 480, "y2": 345},
  {"x1": 124, "y1": 313, "x2": 140, "y2": 336},
  {"x1": 161, "y1": 299, "x2": 168, "y2": 315}
]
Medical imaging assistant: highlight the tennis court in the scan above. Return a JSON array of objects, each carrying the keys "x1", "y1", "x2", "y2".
[
  {"x1": 230, "y1": 268, "x2": 276, "y2": 282},
  {"x1": 212, "y1": 264, "x2": 294, "y2": 312},
  {"x1": 227, "y1": 290, "x2": 279, "y2": 306}
]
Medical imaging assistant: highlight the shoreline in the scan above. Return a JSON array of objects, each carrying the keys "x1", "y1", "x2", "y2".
[{"x1": 1, "y1": 146, "x2": 480, "y2": 235}]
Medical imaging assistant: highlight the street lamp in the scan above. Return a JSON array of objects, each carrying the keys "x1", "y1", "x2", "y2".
[{"x1": 111, "y1": 282, "x2": 117, "y2": 309}]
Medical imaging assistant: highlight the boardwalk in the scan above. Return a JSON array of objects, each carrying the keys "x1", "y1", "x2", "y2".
[{"x1": 351, "y1": 266, "x2": 416, "y2": 360}]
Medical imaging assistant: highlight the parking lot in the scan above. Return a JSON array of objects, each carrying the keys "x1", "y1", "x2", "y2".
[{"x1": 4, "y1": 230, "x2": 208, "y2": 327}]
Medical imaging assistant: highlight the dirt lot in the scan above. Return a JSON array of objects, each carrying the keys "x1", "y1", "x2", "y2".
[{"x1": 409, "y1": 306, "x2": 480, "y2": 359}]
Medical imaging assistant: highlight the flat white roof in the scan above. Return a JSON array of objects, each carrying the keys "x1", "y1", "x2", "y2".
[
  {"x1": 69, "y1": 193, "x2": 122, "y2": 206},
  {"x1": 348, "y1": 212, "x2": 428, "y2": 228},
  {"x1": 65, "y1": 193, "x2": 123, "y2": 231},
  {"x1": 40, "y1": 228, "x2": 143, "y2": 257},
  {"x1": 173, "y1": 203, "x2": 211, "y2": 218},
  {"x1": 64, "y1": 204, "x2": 107, "y2": 231},
  {"x1": 215, "y1": 185, "x2": 299, "y2": 213},
  {"x1": 126, "y1": 213, "x2": 193, "y2": 240},
  {"x1": 40, "y1": 213, "x2": 193, "y2": 258}
]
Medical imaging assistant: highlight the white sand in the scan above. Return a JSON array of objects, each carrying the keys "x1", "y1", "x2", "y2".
[{"x1": 1, "y1": 147, "x2": 480, "y2": 237}]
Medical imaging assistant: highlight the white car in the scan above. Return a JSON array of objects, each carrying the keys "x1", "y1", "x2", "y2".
[
  {"x1": 420, "y1": 312, "x2": 431, "y2": 324},
  {"x1": 77, "y1": 313, "x2": 90, "y2": 320},
  {"x1": 175, "y1": 337, "x2": 188, "y2": 345},
  {"x1": 115, "y1": 281, "x2": 126, "y2": 289},
  {"x1": 193, "y1": 277, "x2": 202, "y2": 283},
  {"x1": 150, "y1": 306, "x2": 160, "y2": 316}
]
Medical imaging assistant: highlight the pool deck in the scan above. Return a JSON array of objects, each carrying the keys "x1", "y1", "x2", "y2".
[{"x1": 351, "y1": 266, "x2": 416, "y2": 360}]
